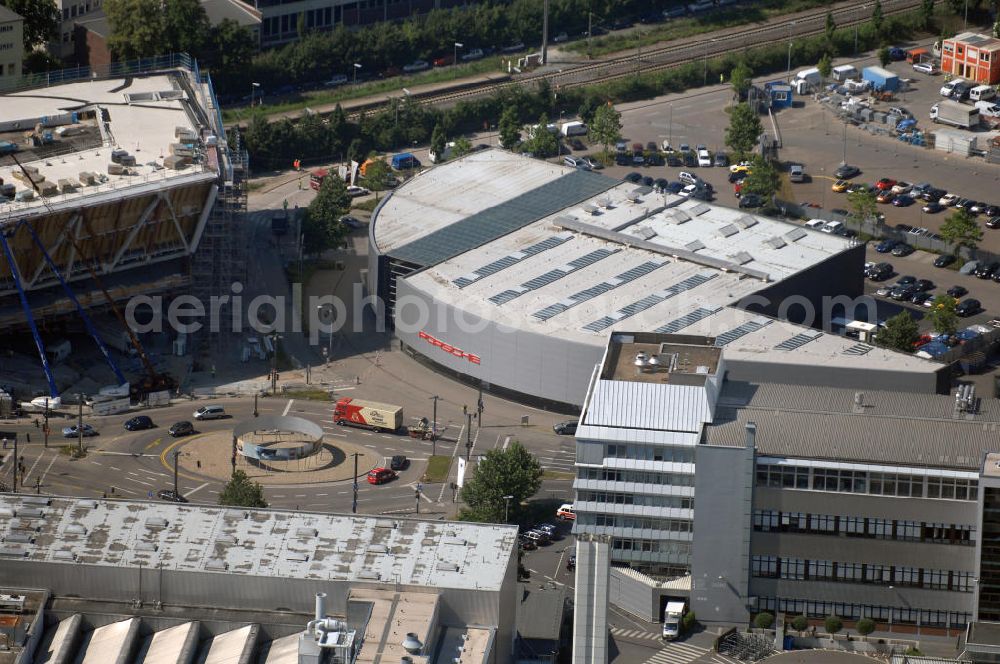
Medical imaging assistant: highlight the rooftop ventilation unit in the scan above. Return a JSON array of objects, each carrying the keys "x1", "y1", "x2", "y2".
[
  {"x1": 402, "y1": 633, "x2": 423, "y2": 654},
  {"x1": 145, "y1": 517, "x2": 168, "y2": 529},
  {"x1": 0, "y1": 594, "x2": 25, "y2": 612},
  {"x1": 65, "y1": 524, "x2": 87, "y2": 535}
]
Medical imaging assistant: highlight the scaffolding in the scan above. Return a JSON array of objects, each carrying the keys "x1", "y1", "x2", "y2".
[{"x1": 190, "y1": 129, "x2": 248, "y2": 353}]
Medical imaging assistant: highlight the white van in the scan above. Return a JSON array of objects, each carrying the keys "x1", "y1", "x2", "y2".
[
  {"x1": 193, "y1": 405, "x2": 226, "y2": 420},
  {"x1": 976, "y1": 101, "x2": 1000, "y2": 117},
  {"x1": 832, "y1": 65, "x2": 858, "y2": 82},
  {"x1": 970, "y1": 85, "x2": 997, "y2": 102}
]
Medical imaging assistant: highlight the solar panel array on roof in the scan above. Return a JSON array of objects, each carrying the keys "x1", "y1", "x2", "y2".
[
  {"x1": 654, "y1": 305, "x2": 723, "y2": 334},
  {"x1": 718, "y1": 224, "x2": 739, "y2": 238},
  {"x1": 582, "y1": 271, "x2": 716, "y2": 332},
  {"x1": 389, "y1": 169, "x2": 617, "y2": 267},
  {"x1": 843, "y1": 343, "x2": 874, "y2": 356},
  {"x1": 453, "y1": 234, "x2": 572, "y2": 288},
  {"x1": 735, "y1": 214, "x2": 758, "y2": 229},
  {"x1": 764, "y1": 236, "x2": 787, "y2": 249},
  {"x1": 774, "y1": 328, "x2": 823, "y2": 351},
  {"x1": 685, "y1": 240, "x2": 706, "y2": 251},
  {"x1": 714, "y1": 318, "x2": 773, "y2": 346},
  {"x1": 785, "y1": 228, "x2": 807, "y2": 242},
  {"x1": 688, "y1": 203, "x2": 711, "y2": 216},
  {"x1": 488, "y1": 248, "x2": 619, "y2": 305},
  {"x1": 730, "y1": 251, "x2": 753, "y2": 265},
  {"x1": 532, "y1": 261, "x2": 665, "y2": 321}
]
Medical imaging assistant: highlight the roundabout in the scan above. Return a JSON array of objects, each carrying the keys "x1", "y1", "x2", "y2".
[{"x1": 162, "y1": 415, "x2": 380, "y2": 486}]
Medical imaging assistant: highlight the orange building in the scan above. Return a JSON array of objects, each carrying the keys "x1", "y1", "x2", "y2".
[{"x1": 941, "y1": 32, "x2": 1000, "y2": 84}]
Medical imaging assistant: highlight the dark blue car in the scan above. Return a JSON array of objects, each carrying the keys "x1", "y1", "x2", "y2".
[{"x1": 875, "y1": 239, "x2": 898, "y2": 253}]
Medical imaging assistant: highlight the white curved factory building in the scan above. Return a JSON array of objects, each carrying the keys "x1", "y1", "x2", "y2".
[{"x1": 368, "y1": 149, "x2": 945, "y2": 410}]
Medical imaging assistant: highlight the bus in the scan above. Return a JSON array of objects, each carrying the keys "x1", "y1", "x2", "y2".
[{"x1": 310, "y1": 169, "x2": 329, "y2": 191}]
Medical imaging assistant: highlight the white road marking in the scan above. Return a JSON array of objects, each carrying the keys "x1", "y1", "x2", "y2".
[
  {"x1": 110, "y1": 466, "x2": 122, "y2": 471},
  {"x1": 316, "y1": 493, "x2": 328, "y2": 497},
  {"x1": 90, "y1": 461, "x2": 102, "y2": 466},
  {"x1": 503, "y1": 436, "x2": 511, "y2": 451},
  {"x1": 39, "y1": 453, "x2": 59, "y2": 484},
  {"x1": 282, "y1": 399, "x2": 294, "y2": 416},
  {"x1": 123, "y1": 477, "x2": 153, "y2": 487},
  {"x1": 184, "y1": 482, "x2": 210, "y2": 499}
]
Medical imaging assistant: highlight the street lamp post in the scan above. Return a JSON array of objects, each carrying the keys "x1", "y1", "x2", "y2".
[
  {"x1": 250, "y1": 81, "x2": 260, "y2": 107},
  {"x1": 353, "y1": 62, "x2": 362, "y2": 85},
  {"x1": 503, "y1": 494, "x2": 514, "y2": 523},
  {"x1": 317, "y1": 304, "x2": 335, "y2": 362},
  {"x1": 786, "y1": 22, "x2": 796, "y2": 82},
  {"x1": 77, "y1": 393, "x2": 84, "y2": 453},
  {"x1": 172, "y1": 451, "x2": 181, "y2": 496},
  {"x1": 351, "y1": 452, "x2": 360, "y2": 513},
  {"x1": 269, "y1": 332, "x2": 281, "y2": 395},
  {"x1": 429, "y1": 395, "x2": 440, "y2": 456},
  {"x1": 454, "y1": 42, "x2": 463, "y2": 77}
]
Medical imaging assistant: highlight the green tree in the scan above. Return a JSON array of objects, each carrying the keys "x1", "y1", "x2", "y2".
[
  {"x1": 877, "y1": 46, "x2": 891, "y2": 68},
  {"x1": 872, "y1": 0, "x2": 884, "y2": 36},
  {"x1": 589, "y1": 102, "x2": 623, "y2": 154},
  {"x1": 218, "y1": 470, "x2": 268, "y2": 508},
  {"x1": 879, "y1": 311, "x2": 919, "y2": 353},
  {"x1": 498, "y1": 106, "x2": 521, "y2": 150},
  {"x1": 742, "y1": 156, "x2": 780, "y2": 201},
  {"x1": 905, "y1": 647, "x2": 925, "y2": 656},
  {"x1": 162, "y1": 0, "x2": 210, "y2": 55},
  {"x1": 430, "y1": 123, "x2": 447, "y2": 162},
  {"x1": 856, "y1": 618, "x2": 876, "y2": 636},
  {"x1": 682, "y1": 611, "x2": 697, "y2": 632},
  {"x1": 754, "y1": 612, "x2": 775, "y2": 629},
  {"x1": 453, "y1": 136, "x2": 472, "y2": 157},
  {"x1": 363, "y1": 158, "x2": 391, "y2": 201},
  {"x1": 920, "y1": 0, "x2": 936, "y2": 30},
  {"x1": 724, "y1": 103, "x2": 763, "y2": 158},
  {"x1": 210, "y1": 18, "x2": 255, "y2": 71},
  {"x1": 730, "y1": 61, "x2": 753, "y2": 100},
  {"x1": 847, "y1": 188, "x2": 879, "y2": 225},
  {"x1": 458, "y1": 441, "x2": 543, "y2": 523},
  {"x1": 824, "y1": 615, "x2": 843, "y2": 635},
  {"x1": 304, "y1": 174, "x2": 350, "y2": 253},
  {"x1": 0, "y1": 0, "x2": 59, "y2": 50},
  {"x1": 791, "y1": 615, "x2": 809, "y2": 632},
  {"x1": 940, "y1": 207, "x2": 983, "y2": 253},
  {"x1": 818, "y1": 53, "x2": 833, "y2": 83},
  {"x1": 928, "y1": 294, "x2": 959, "y2": 335},
  {"x1": 824, "y1": 11, "x2": 837, "y2": 51},
  {"x1": 526, "y1": 114, "x2": 559, "y2": 158},
  {"x1": 104, "y1": 0, "x2": 164, "y2": 59}
]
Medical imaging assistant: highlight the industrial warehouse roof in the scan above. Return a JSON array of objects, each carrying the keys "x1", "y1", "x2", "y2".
[
  {"x1": 0, "y1": 72, "x2": 219, "y2": 221},
  {"x1": 0, "y1": 496, "x2": 517, "y2": 592},
  {"x1": 704, "y1": 380, "x2": 1000, "y2": 470},
  {"x1": 386, "y1": 150, "x2": 937, "y2": 377}
]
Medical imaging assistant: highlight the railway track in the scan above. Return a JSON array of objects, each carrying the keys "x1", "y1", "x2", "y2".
[{"x1": 364, "y1": 0, "x2": 928, "y2": 115}]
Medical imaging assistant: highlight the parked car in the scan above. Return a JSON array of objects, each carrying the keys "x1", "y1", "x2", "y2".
[
  {"x1": 831, "y1": 180, "x2": 850, "y2": 192},
  {"x1": 913, "y1": 62, "x2": 938, "y2": 75},
  {"x1": 156, "y1": 489, "x2": 188, "y2": 503},
  {"x1": 697, "y1": 147, "x2": 712, "y2": 167},
  {"x1": 875, "y1": 178, "x2": 897, "y2": 191},
  {"x1": 739, "y1": 193, "x2": 764, "y2": 208},
  {"x1": 625, "y1": 172, "x2": 643, "y2": 183},
  {"x1": 402, "y1": 60, "x2": 430, "y2": 73},
  {"x1": 940, "y1": 193, "x2": 960, "y2": 206},
  {"x1": 62, "y1": 424, "x2": 98, "y2": 438},
  {"x1": 892, "y1": 195, "x2": 915, "y2": 207},
  {"x1": 866, "y1": 262, "x2": 893, "y2": 280},
  {"x1": 987, "y1": 217, "x2": 1000, "y2": 229},
  {"x1": 923, "y1": 201, "x2": 944, "y2": 213},
  {"x1": 124, "y1": 416, "x2": 154, "y2": 431},
  {"x1": 340, "y1": 215, "x2": 363, "y2": 230},
  {"x1": 168, "y1": 421, "x2": 194, "y2": 437},
  {"x1": 923, "y1": 187, "x2": 947, "y2": 202},
  {"x1": 956, "y1": 298, "x2": 982, "y2": 316},
  {"x1": 678, "y1": 171, "x2": 700, "y2": 186},
  {"x1": 910, "y1": 291, "x2": 933, "y2": 306},
  {"x1": 876, "y1": 190, "x2": 896, "y2": 204},
  {"x1": 390, "y1": 455, "x2": 409, "y2": 470},
  {"x1": 934, "y1": 254, "x2": 956, "y2": 268},
  {"x1": 947, "y1": 285, "x2": 969, "y2": 298},
  {"x1": 835, "y1": 164, "x2": 861, "y2": 179},
  {"x1": 367, "y1": 467, "x2": 397, "y2": 485},
  {"x1": 976, "y1": 262, "x2": 1000, "y2": 278},
  {"x1": 460, "y1": 48, "x2": 485, "y2": 61},
  {"x1": 959, "y1": 260, "x2": 981, "y2": 275},
  {"x1": 553, "y1": 421, "x2": 578, "y2": 435},
  {"x1": 518, "y1": 535, "x2": 537, "y2": 551},
  {"x1": 891, "y1": 243, "x2": 915, "y2": 256},
  {"x1": 713, "y1": 152, "x2": 729, "y2": 167},
  {"x1": 875, "y1": 239, "x2": 898, "y2": 253},
  {"x1": 552, "y1": 31, "x2": 569, "y2": 43},
  {"x1": 567, "y1": 552, "x2": 577, "y2": 570}
]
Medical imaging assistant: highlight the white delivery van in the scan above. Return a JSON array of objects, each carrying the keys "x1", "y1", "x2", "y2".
[
  {"x1": 976, "y1": 101, "x2": 1000, "y2": 117},
  {"x1": 832, "y1": 65, "x2": 858, "y2": 82},
  {"x1": 970, "y1": 85, "x2": 997, "y2": 102},
  {"x1": 560, "y1": 121, "x2": 587, "y2": 136},
  {"x1": 796, "y1": 67, "x2": 822, "y2": 87},
  {"x1": 662, "y1": 601, "x2": 686, "y2": 640}
]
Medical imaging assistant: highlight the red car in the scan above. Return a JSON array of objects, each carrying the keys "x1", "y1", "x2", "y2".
[
  {"x1": 875, "y1": 178, "x2": 897, "y2": 191},
  {"x1": 367, "y1": 467, "x2": 397, "y2": 485}
]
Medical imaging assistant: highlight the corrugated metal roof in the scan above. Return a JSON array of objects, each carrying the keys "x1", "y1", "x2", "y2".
[
  {"x1": 517, "y1": 583, "x2": 566, "y2": 641},
  {"x1": 707, "y1": 405, "x2": 1000, "y2": 470},
  {"x1": 389, "y1": 169, "x2": 616, "y2": 267},
  {"x1": 586, "y1": 381, "x2": 714, "y2": 433}
]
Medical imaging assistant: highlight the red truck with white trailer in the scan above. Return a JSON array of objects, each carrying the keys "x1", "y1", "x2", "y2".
[{"x1": 333, "y1": 397, "x2": 404, "y2": 433}]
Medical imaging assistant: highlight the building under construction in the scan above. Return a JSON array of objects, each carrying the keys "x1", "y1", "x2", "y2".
[{"x1": 0, "y1": 60, "x2": 246, "y2": 401}]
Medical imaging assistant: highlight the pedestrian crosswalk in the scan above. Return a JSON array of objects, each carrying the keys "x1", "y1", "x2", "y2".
[
  {"x1": 642, "y1": 641, "x2": 708, "y2": 664},
  {"x1": 609, "y1": 626, "x2": 661, "y2": 641}
]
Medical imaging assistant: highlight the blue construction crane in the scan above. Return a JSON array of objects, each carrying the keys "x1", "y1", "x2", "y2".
[
  {"x1": 17, "y1": 220, "x2": 128, "y2": 387},
  {"x1": 0, "y1": 229, "x2": 60, "y2": 400}
]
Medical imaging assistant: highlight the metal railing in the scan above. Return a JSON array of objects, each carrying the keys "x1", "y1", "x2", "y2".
[{"x1": 3, "y1": 53, "x2": 196, "y2": 95}]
